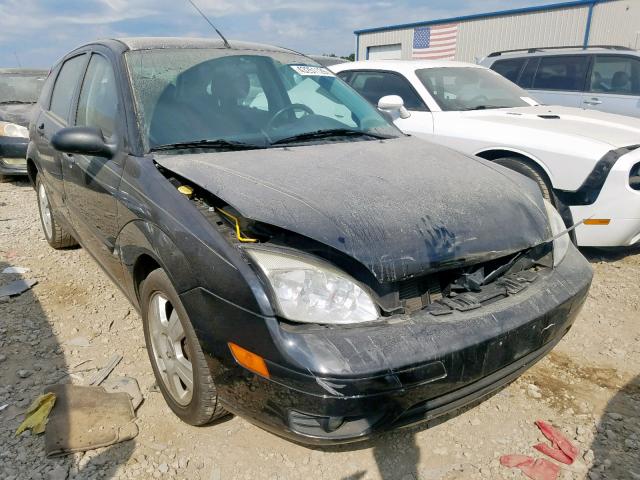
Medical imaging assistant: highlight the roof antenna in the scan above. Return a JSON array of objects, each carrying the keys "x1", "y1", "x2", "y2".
[
  {"x1": 186, "y1": 0, "x2": 231, "y2": 48},
  {"x1": 14, "y1": 51, "x2": 22, "y2": 67}
]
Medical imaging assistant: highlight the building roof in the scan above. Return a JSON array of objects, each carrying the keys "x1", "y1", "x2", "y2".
[{"x1": 354, "y1": 0, "x2": 613, "y2": 35}]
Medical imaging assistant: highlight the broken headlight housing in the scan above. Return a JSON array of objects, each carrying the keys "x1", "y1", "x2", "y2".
[
  {"x1": 245, "y1": 247, "x2": 379, "y2": 324},
  {"x1": 544, "y1": 199, "x2": 570, "y2": 267},
  {"x1": 0, "y1": 121, "x2": 29, "y2": 138}
]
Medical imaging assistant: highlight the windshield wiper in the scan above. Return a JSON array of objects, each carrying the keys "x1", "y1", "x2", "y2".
[
  {"x1": 271, "y1": 128, "x2": 391, "y2": 146},
  {"x1": 466, "y1": 105, "x2": 511, "y2": 111},
  {"x1": 0, "y1": 100, "x2": 32, "y2": 105},
  {"x1": 151, "y1": 139, "x2": 267, "y2": 152}
]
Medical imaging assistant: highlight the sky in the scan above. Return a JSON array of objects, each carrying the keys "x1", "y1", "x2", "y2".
[{"x1": 0, "y1": 0, "x2": 559, "y2": 68}]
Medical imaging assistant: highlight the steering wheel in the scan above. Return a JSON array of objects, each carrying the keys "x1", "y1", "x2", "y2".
[{"x1": 266, "y1": 103, "x2": 314, "y2": 129}]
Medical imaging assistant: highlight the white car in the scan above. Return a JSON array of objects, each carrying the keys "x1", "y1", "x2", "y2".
[{"x1": 331, "y1": 60, "x2": 640, "y2": 248}]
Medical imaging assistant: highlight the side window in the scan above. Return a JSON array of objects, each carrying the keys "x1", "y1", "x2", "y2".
[
  {"x1": 49, "y1": 55, "x2": 86, "y2": 121},
  {"x1": 491, "y1": 58, "x2": 526, "y2": 83},
  {"x1": 347, "y1": 71, "x2": 427, "y2": 111},
  {"x1": 532, "y1": 55, "x2": 589, "y2": 91},
  {"x1": 76, "y1": 54, "x2": 119, "y2": 137},
  {"x1": 518, "y1": 58, "x2": 540, "y2": 89},
  {"x1": 590, "y1": 56, "x2": 640, "y2": 94}
]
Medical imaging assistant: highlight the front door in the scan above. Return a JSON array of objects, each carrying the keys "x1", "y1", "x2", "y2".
[{"x1": 61, "y1": 52, "x2": 124, "y2": 278}]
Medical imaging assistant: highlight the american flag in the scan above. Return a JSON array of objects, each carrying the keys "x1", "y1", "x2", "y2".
[{"x1": 412, "y1": 24, "x2": 458, "y2": 60}]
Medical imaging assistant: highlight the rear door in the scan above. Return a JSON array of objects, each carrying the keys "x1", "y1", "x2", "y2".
[
  {"x1": 582, "y1": 55, "x2": 640, "y2": 117},
  {"x1": 33, "y1": 53, "x2": 88, "y2": 220},
  {"x1": 61, "y1": 50, "x2": 124, "y2": 277},
  {"x1": 528, "y1": 55, "x2": 590, "y2": 107},
  {"x1": 338, "y1": 70, "x2": 433, "y2": 133}
]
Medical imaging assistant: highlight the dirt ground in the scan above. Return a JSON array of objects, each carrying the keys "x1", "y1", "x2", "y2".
[{"x1": 1, "y1": 177, "x2": 639, "y2": 480}]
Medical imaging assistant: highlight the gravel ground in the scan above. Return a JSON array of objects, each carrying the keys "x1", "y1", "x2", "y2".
[{"x1": 1, "y1": 178, "x2": 639, "y2": 480}]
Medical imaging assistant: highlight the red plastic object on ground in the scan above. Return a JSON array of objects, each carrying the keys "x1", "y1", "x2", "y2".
[
  {"x1": 500, "y1": 455, "x2": 561, "y2": 480},
  {"x1": 534, "y1": 420, "x2": 579, "y2": 465}
]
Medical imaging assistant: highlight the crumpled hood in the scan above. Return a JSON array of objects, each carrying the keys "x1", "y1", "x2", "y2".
[
  {"x1": 155, "y1": 136, "x2": 550, "y2": 282},
  {"x1": 456, "y1": 105, "x2": 640, "y2": 149},
  {"x1": 0, "y1": 103, "x2": 34, "y2": 127}
]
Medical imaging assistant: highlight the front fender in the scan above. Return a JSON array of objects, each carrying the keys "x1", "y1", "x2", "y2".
[{"x1": 116, "y1": 219, "x2": 196, "y2": 308}]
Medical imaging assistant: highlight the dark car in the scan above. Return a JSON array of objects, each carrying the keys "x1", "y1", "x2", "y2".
[
  {"x1": 0, "y1": 68, "x2": 47, "y2": 179},
  {"x1": 28, "y1": 37, "x2": 592, "y2": 445}
]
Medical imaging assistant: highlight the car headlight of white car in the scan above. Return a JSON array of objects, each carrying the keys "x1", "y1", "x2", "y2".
[
  {"x1": 543, "y1": 199, "x2": 570, "y2": 267},
  {"x1": 245, "y1": 247, "x2": 379, "y2": 324},
  {"x1": 0, "y1": 121, "x2": 29, "y2": 139}
]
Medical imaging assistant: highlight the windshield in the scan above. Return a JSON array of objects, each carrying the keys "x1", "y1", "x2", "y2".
[
  {"x1": 415, "y1": 67, "x2": 533, "y2": 111},
  {"x1": 125, "y1": 49, "x2": 399, "y2": 150},
  {"x1": 0, "y1": 73, "x2": 47, "y2": 104}
]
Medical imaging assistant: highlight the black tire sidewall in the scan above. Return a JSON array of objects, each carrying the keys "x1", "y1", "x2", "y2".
[{"x1": 140, "y1": 268, "x2": 218, "y2": 425}]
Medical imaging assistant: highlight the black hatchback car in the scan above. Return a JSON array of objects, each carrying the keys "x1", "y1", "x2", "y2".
[{"x1": 27, "y1": 37, "x2": 592, "y2": 444}]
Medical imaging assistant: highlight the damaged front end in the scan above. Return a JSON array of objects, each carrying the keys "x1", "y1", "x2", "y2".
[{"x1": 154, "y1": 143, "x2": 591, "y2": 444}]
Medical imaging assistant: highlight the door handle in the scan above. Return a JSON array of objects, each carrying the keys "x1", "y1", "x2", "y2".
[{"x1": 583, "y1": 98, "x2": 602, "y2": 105}]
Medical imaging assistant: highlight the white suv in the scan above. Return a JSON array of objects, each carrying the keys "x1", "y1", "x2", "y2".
[
  {"x1": 479, "y1": 45, "x2": 640, "y2": 118},
  {"x1": 331, "y1": 60, "x2": 640, "y2": 248}
]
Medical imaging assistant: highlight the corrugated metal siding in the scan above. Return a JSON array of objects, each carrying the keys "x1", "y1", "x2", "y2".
[
  {"x1": 358, "y1": 5, "x2": 590, "y2": 61},
  {"x1": 457, "y1": 7, "x2": 589, "y2": 61},
  {"x1": 358, "y1": 28, "x2": 413, "y2": 60},
  {"x1": 589, "y1": 1, "x2": 640, "y2": 48}
]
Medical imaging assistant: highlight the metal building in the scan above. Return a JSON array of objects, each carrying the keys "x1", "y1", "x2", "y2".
[{"x1": 354, "y1": 0, "x2": 640, "y2": 62}]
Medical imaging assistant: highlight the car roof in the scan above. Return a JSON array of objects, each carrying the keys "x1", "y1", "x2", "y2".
[
  {"x1": 332, "y1": 59, "x2": 485, "y2": 74},
  {"x1": 112, "y1": 37, "x2": 298, "y2": 55},
  {"x1": 0, "y1": 68, "x2": 48, "y2": 75},
  {"x1": 484, "y1": 46, "x2": 640, "y2": 63}
]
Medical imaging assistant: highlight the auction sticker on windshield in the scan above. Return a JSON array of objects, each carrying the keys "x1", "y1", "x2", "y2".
[{"x1": 290, "y1": 65, "x2": 334, "y2": 76}]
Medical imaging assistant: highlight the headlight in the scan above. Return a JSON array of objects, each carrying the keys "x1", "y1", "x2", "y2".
[
  {"x1": 0, "y1": 121, "x2": 29, "y2": 138},
  {"x1": 543, "y1": 200, "x2": 570, "y2": 267},
  {"x1": 245, "y1": 248, "x2": 379, "y2": 324}
]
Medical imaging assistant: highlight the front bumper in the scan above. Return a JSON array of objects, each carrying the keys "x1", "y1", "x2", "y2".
[
  {"x1": 571, "y1": 150, "x2": 640, "y2": 247},
  {"x1": 0, "y1": 136, "x2": 28, "y2": 176},
  {"x1": 184, "y1": 245, "x2": 592, "y2": 445}
]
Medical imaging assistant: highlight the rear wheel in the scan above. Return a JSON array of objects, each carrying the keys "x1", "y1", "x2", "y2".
[
  {"x1": 36, "y1": 175, "x2": 77, "y2": 249},
  {"x1": 140, "y1": 269, "x2": 228, "y2": 425}
]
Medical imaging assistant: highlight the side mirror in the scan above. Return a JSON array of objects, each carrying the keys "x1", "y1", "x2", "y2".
[
  {"x1": 51, "y1": 127, "x2": 116, "y2": 159},
  {"x1": 377, "y1": 95, "x2": 411, "y2": 119}
]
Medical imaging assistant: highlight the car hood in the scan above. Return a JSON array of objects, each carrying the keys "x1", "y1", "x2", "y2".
[
  {"x1": 453, "y1": 105, "x2": 640, "y2": 149},
  {"x1": 0, "y1": 103, "x2": 34, "y2": 127},
  {"x1": 155, "y1": 136, "x2": 550, "y2": 282}
]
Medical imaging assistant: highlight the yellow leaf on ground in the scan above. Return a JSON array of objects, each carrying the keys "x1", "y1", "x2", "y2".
[{"x1": 15, "y1": 392, "x2": 56, "y2": 436}]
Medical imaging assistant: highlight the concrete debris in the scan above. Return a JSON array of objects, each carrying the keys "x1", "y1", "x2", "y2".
[
  {"x1": 0, "y1": 279, "x2": 37, "y2": 297},
  {"x1": 2, "y1": 266, "x2": 30, "y2": 274},
  {"x1": 103, "y1": 376, "x2": 143, "y2": 410}
]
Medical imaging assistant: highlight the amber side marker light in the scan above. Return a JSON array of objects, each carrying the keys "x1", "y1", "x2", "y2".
[
  {"x1": 584, "y1": 219, "x2": 611, "y2": 226},
  {"x1": 228, "y1": 342, "x2": 270, "y2": 378}
]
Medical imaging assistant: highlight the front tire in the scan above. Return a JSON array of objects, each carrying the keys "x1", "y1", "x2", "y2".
[
  {"x1": 140, "y1": 268, "x2": 227, "y2": 425},
  {"x1": 493, "y1": 157, "x2": 577, "y2": 244},
  {"x1": 36, "y1": 175, "x2": 77, "y2": 249}
]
